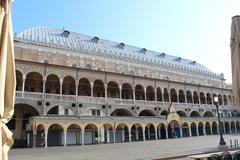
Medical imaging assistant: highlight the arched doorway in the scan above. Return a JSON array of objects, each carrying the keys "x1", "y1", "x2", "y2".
[
  {"x1": 170, "y1": 89, "x2": 177, "y2": 102},
  {"x1": 225, "y1": 122, "x2": 230, "y2": 133},
  {"x1": 186, "y1": 90, "x2": 193, "y2": 103},
  {"x1": 157, "y1": 87, "x2": 163, "y2": 102},
  {"x1": 25, "y1": 72, "x2": 43, "y2": 92},
  {"x1": 168, "y1": 120, "x2": 181, "y2": 138},
  {"x1": 45, "y1": 74, "x2": 60, "y2": 94},
  {"x1": 78, "y1": 78, "x2": 91, "y2": 96},
  {"x1": 122, "y1": 83, "x2": 133, "y2": 99},
  {"x1": 212, "y1": 121, "x2": 218, "y2": 135},
  {"x1": 135, "y1": 84, "x2": 145, "y2": 100},
  {"x1": 107, "y1": 81, "x2": 120, "y2": 98},
  {"x1": 163, "y1": 88, "x2": 169, "y2": 102},
  {"x1": 178, "y1": 90, "x2": 185, "y2": 103},
  {"x1": 146, "y1": 86, "x2": 155, "y2": 101},
  {"x1": 47, "y1": 124, "x2": 64, "y2": 146},
  {"x1": 158, "y1": 124, "x2": 167, "y2": 139},
  {"x1": 182, "y1": 122, "x2": 190, "y2": 137},
  {"x1": 190, "y1": 122, "x2": 197, "y2": 136},
  {"x1": 67, "y1": 124, "x2": 81, "y2": 145},
  {"x1": 115, "y1": 124, "x2": 129, "y2": 143},
  {"x1": 205, "y1": 122, "x2": 211, "y2": 135},
  {"x1": 84, "y1": 124, "x2": 98, "y2": 144},
  {"x1": 93, "y1": 79, "x2": 105, "y2": 97},
  {"x1": 193, "y1": 91, "x2": 199, "y2": 104},
  {"x1": 103, "y1": 124, "x2": 114, "y2": 143},
  {"x1": 145, "y1": 123, "x2": 155, "y2": 140},
  {"x1": 36, "y1": 124, "x2": 45, "y2": 147},
  {"x1": 231, "y1": 121, "x2": 236, "y2": 133},
  {"x1": 62, "y1": 76, "x2": 76, "y2": 95},
  {"x1": 131, "y1": 124, "x2": 143, "y2": 141},
  {"x1": 198, "y1": 122, "x2": 204, "y2": 136}
]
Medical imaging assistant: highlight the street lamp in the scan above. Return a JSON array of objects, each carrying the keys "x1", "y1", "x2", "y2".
[{"x1": 213, "y1": 96, "x2": 226, "y2": 146}]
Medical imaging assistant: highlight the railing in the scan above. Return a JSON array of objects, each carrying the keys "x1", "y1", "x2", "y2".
[{"x1": 15, "y1": 91, "x2": 238, "y2": 110}]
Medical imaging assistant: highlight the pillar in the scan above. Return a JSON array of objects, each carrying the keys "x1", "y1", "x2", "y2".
[
  {"x1": 104, "y1": 83, "x2": 108, "y2": 102},
  {"x1": 113, "y1": 130, "x2": 116, "y2": 143},
  {"x1": 203, "y1": 125, "x2": 206, "y2": 135},
  {"x1": 144, "y1": 88, "x2": 147, "y2": 101},
  {"x1": 44, "y1": 131, "x2": 48, "y2": 148},
  {"x1": 235, "y1": 123, "x2": 237, "y2": 133},
  {"x1": 128, "y1": 128, "x2": 131, "y2": 142},
  {"x1": 106, "y1": 128, "x2": 110, "y2": 143},
  {"x1": 32, "y1": 129, "x2": 37, "y2": 148},
  {"x1": 196, "y1": 127, "x2": 199, "y2": 136},
  {"x1": 198, "y1": 93, "x2": 201, "y2": 105},
  {"x1": 76, "y1": 81, "x2": 79, "y2": 100},
  {"x1": 43, "y1": 77, "x2": 46, "y2": 95},
  {"x1": 180, "y1": 127, "x2": 183, "y2": 138},
  {"x1": 165, "y1": 128, "x2": 168, "y2": 139},
  {"x1": 63, "y1": 130, "x2": 67, "y2": 147},
  {"x1": 119, "y1": 86, "x2": 122, "y2": 104},
  {"x1": 121, "y1": 128, "x2": 125, "y2": 142},
  {"x1": 155, "y1": 128, "x2": 158, "y2": 140},
  {"x1": 210, "y1": 125, "x2": 213, "y2": 135},
  {"x1": 177, "y1": 94, "x2": 179, "y2": 103},
  {"x1": 22, "y1": 77, "x2": 26, "y2": 98},
  {"x1": 158, "y1": 128, "x2": 161, "y2": 139},
  {"x1": 97, "y1": 128, "x2": 101, "y2": 144},
  {"x1": 154, "y1": 88, "x2": 157, "y2": 103},
  {"x1": 135, "y1": 128, "x2": 139, "y2": 140},
  {"x1": 81, "y1": 131, "x2": 85, "y2": 146},
  {"x1": 133, "y1": 88, "x2": 136, "y2": 104},
  {"x1": 189, "y1": 127, "x2": 192, "y2": 137},
  {"x1": 162, "y1": 89, "x2": 165, "y2": 104},
  {"x1": 143, "y1": 128, "x2": 146, "y2": 141},
  {"x1": 147, "y1": 127, "x2": 150, "y2": 140},
  {"x1": 90, "y1": 82, "x2": 94, "y2": 102},
  {"x1": 60, "y1": 80, "x2": 63, "y2": 100}
]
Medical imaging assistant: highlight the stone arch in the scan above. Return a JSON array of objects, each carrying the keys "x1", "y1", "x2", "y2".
[
  {"x1": 146, "y1": 86, "x2": 155, "y2": 101},
  {"x1": 203, "y1": 111, "x2": 215, "y2": 117},
  {"x1": 190, "y1": 122, "x2": 197, "y2": 136},
  {"x1": 25, "y1": 72, "x2": 43, "y2": 92},
  {"x1": 115, "y1": 123, "x2": 129, "y2": 143},
  {"x1": 84, "y1": 124, "x2": 98, "y2": 144},
  {"x1": 111, "y1": 108, "x2": 133, "y2": 116},
  {"x1": 103, "y1": 123, "x2": 114, "y2": 143},
  {"x1": 93, "y1": 79, "x2": 105, "y2": 97},
  {"x1": 198, "y1": 122, "x2": 204, "y2": 136},
  {"x1": 168, "y1": 120, "x2": 181, "y2": 138},
  {"x1": 122, "y1": 83, "x2": 133, "y2": 99},
  {"x1": 62, "y1": 76, "x2": 76, "y2": 95},
  {"x1": 47, "y1": 106, "x2": 59, "y2": 115},
  {"x1": 212, "y1": 121, "x2": 218, "y2": 135},
  {"x1": 156, "y1": 87, "x2": 163, "y2": 101},
  {"x1": 200, "y1": 92, "x2": 206, "y2": 104},
  {"x1": 67, "y1": 124, "x2": 81, "y2": 145},
  {"x1": 163, "y1": 88, "x2": 169, "y2": 102},
  {"x1": 182, "y1": 122, "x2": 190, "y2": 137},
  {"x1": 225, "y1": 121, "x2": 230, "y2": 133},
  {"x1": 190, "y1": 111, "x2": 201, "y2": 117},
  {"x1": 131, "y1": 123, "x2": 144, "y2": 141},
  {"x1": 186, "y1": 90, "x2": 193, "y2": 103},
  {"x1": 177, "y1": 110, "x2": 187, "y2": 117},
  {"x1": 205, "y1": 122, "x2": 211, "y2": 135},
  {"x1": 170, "y1": 88, "x2": 177, "y2": 102},
  {"x1": 160, "y1": 110, "x2": 169, "y2": 116},
  {"x1": 107, "y1": 81, "x2": 120, "y2": 98},
  {"x1": 36, "y1": 124, "x2": 45, "y2": 147},
  {"x1": 231, "y1": 121, "x2": 236, "y2": 133},
  {"x1": 47, "y1": 123, "x2": 64, "y2": 146},
  {"x1": 145, "y1": 123, "x2": 155, "y2": 140},
  {"x1": 178, "y1": 89, "x2": 185, "y2": 103},
  {"x1": 206, "y1": 93, "x2": 212, "y2": 104},
  {"x1": 193, "y1": 91, "x2": 199, "y2": 104},
  {"x1": 16, "y1": 70, "x2": 23, "y2": 91},
  {"x1": 135, "y1": 84, "x2": 145, "y2": 100},
  {"x1": 138, "y1": 109, "x2": 156, "y2": 116},
  {"x1": 158, "y1": 123, "x2": 167, "y2": 139},
  {"x1": 78, "y1": 78, "x2": 91, "y2": 96},
  {"x1": 45, "y1": 74, "x2": 60, "y2": 94}
]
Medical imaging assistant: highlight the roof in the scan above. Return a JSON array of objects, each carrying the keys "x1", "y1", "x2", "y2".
[{"x1": 14, "y1": 26, "x2": 223, "y2": 79}]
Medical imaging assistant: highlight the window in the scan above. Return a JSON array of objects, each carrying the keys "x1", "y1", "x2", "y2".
[
  {"x1": 64, "y1": 109, "x2": 68, "y2": 115},
  {"x1": 92, "y1": 109, "x2": 100, "y2": 116}
]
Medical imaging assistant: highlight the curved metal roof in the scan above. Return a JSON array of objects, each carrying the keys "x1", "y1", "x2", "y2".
[{"x1": 14, "y1": 26, "x2": 221, "y2": 78}]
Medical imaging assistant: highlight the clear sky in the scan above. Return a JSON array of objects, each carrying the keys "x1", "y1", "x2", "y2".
[{"x1": 13, "y1": 0, "x2": 240, "y2": 83}]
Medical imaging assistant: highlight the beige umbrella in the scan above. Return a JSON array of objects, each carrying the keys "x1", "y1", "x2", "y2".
[
  {"x1": 231, "y1": 15, "x2": 240, "y2": 109},
  {"x1": 0, "y1": 0, "x2": 16, "y2": 159}
]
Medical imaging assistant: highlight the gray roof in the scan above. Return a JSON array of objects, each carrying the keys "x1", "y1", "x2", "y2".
[{"x1": 14, "y1": 26, "x2": 223, "y2": 79}]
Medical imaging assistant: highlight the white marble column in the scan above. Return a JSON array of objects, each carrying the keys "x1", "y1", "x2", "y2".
[
  {"x1": 60, "y1": 80, "x2": 63, "y2": 100},
  {"x1": 63, "y1": 130, "x2": 67, "y2": 147},
  {"x1": 90, "y1": 82, "x2": 94, "y2": 102},
  {"x1": 81, "y1": 131, "x2": 85, "y2": 146},
  {"x1": 104, "y1": 83, "x2": 108, "y2": 102},
  {"x1": 128, "y1": 128, "x2": 131, "y2": 142},
  {"x1": 147, "y1": 127, "x2": 150, "y2": 140},
  {"x1": 121, "y1": 129, "x2": 125, "y2": 142},
  {"x1": 106, "y1": 128, "x2": 110, "y2": 143},
  {"x1": 113, "y1": 130, "x2": 116, "y2": 143},
  {"x1": 75, "y1": 81, "x2": 79, "y2": 100},
  {"x1": 44, "y1": 131, "x2": 48, "y2": 148},
  {"x1": 32, "y1": 130, "x2": 37, "y2": 148},
  {"x1": 143, "y1": 128, "x2": 146, "y2": 141},
  {"x1": 155, "y1": 128, "x2": 158, "y2": 140},
  {"x1": 22, "y1": 77, "x2": 26, "y2": 98},
  {"x1": 133, "y1": 88, "x2": 136, "y2": 104},
  {"x1": 144, "y1": 88, "x2": 147, "y2": 101},
  {"x1": 119, "y1": 86, "x2": 122, "y2": 104},
  {"x1": 189, "y1": 127, "x2": 192, "y2": 137}
]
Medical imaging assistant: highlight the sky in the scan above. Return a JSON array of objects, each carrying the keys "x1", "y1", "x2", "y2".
[{"x1": 13, "y1": 0, "x2": 240, "y2": 83}]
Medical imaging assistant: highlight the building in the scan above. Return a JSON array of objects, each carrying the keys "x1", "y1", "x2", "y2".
[{"x1": 9, "y1": 26, "x2": 240, "y2": 148}]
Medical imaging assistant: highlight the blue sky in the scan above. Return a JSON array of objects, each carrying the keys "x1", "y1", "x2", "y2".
[{"x1": 13, "y1": 0, "x2": 240, "y2": 83}]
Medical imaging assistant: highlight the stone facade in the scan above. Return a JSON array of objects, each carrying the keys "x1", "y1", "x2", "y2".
[{"x1": 8, "y1": 27, "x2": 240, "y2": 148}]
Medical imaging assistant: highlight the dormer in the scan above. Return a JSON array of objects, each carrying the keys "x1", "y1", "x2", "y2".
[
  {"x1": 140, "y1": 48, "x2": 147, "y2": 54},
  {"x1": 62, "y1": 30, "x2": 70, "y2": 38},
  {"x1": 117, "y1": 42, "x2": 125, "y2": 49},
  {"x1": 159, "y1": 53, "x2": 165, "y2": 58},
  {"x1": 91, "y1": 36, "x2": 99, "y2": 43}
]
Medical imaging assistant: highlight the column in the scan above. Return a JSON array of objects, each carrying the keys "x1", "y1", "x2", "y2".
[
  {"x1": 185, "y1": 94, "x2": 187, "y2": 105},
  {"x1": 217, "y1": 124, "x2": 220, "y2": 135},
  {"x1": 119, "y1": 86, "x2": 122, "y2": 104},
  {"x1": 97, "y1": 128, "x2": 101, "y2": 144},
  {"x1": 128, "y1": 128, "x2": 131, "y2": 142},
  {"x1": 144, "y1": 87, "x2": 147, "y2": 102},
  {"x1": 106, "y1": 128, "x2": 110, "y2": 143},
  {"x1": 154, "y1": 88, "x2": 157, "y2": 103},
  {"x1": 198, "y1": 93, "x2": 201, "y2": 105},
  {"x1": 162, "y1": 89, "x2": 165, "y2": 104},
  {"x1": 165, "y1": 129, "x2": 168, "y2": 139},
  {"x1": 104, "y1": 83, "x2": 108, "y2": 102},
  {"x1": 133, "y1": 88, "x2": 136, "y2": 105},
  {"x1": 44, "y1": 131, "x2": 48, "y2": 148},
  {"x1": 189, "y1": 127, "x2": 192, "y2": 137},
  {"x1": 158, "y1": 128, "x2": 161, "y2": 139},
  {"x1": 63, "y1": 130, "x2": 67, "y2": 147},
  {"x1": 32, "y1": 130, "x2": 37, "y2": 148},
  {"x1": 235, "y1": 123, "x2": 237, "y2": 133},
  {"x1": 147, "y1": 127, "x2": 150, "y2": 140},
  {"x1": 121, "y1": 128, "x2": 125, "y2": 142},
  {"x1": 203, "y1": 126, "x2": 206, "y2": 136},
  {"x1": 15, "y1": 114, "x2": 23, "y2": 140},
  {"x1": 135, "y1": 128, "x2": 139, "y2": 140},
  {"x1": 143, "y1": 128, "x2": 146, "y2": 141},
  {"x1": 155, "y1": 128, "x2": 158, "y2": 140},
  {"x1": 90, "y1": 82, "x2": 94, "y2": 102},
  {"x1": 81, "y1": 131, "x2": 85, "y2": 146},
  {"x1": 75, "y1": 81, "x2": 79, "y2": 101},
  {"x1": 210, "y1": 125, "x2": 213, "y2": 135},
  {"x1": 60, "y1": 80, "x2": 63, "y2": 100},
  {"x1": 177, "y1": 94, "x2": 179, "y2": 103},
  {"x1": 196, "y1": 127, "x2": 199, "y2": 136},
  {"x1": 113, "y1": 130, "x2": 116, "y2": 143},
  {"x1": 180, "y1": 127, "x2": 183, "y2": 138},
  {"x1": 22, "y1": 77, "x2": 26, "y2": 98},
  {"x1": 43, "y1": 77, "x2": 46, "y2": 95}
]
